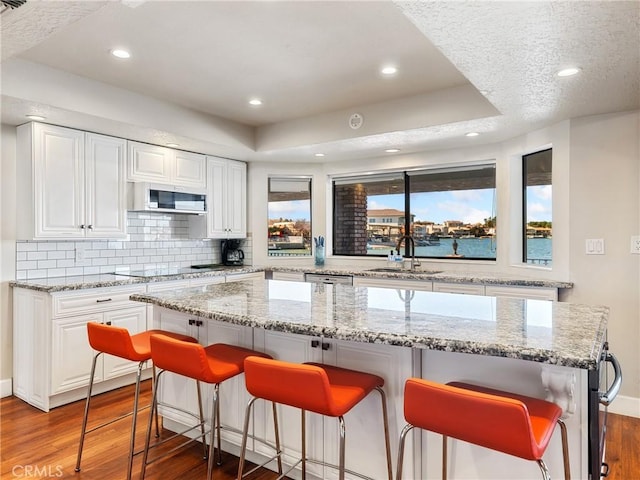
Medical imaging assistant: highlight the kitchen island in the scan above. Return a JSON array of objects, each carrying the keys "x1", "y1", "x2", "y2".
[{"x1": 131, "y1": 277, "x2": 609, "y2": 480}]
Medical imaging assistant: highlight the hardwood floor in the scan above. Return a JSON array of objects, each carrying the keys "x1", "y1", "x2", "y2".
[{"x1": 1, "y1": 381, "x2": 639, "y2": 479}]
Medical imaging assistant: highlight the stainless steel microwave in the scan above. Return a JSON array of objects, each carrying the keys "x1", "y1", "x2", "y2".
[{"x1": 128, "y1": 182, "x2": 207, "y2": 214}]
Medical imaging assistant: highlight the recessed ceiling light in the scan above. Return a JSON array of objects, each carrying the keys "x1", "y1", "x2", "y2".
[
  {"x1": 314, "y1": 153, "x2": 325, "y2": 157},
  {"x1": 166, "y1": 143, "x2": 179, "y2": 148},
  {"x1": 556, "y1": 67, "x2": 581, "y2": 77},
  {"x1": 466, "y1": 132, "x2": 480, "y2": 137},
  {"x1": 385, "y1": 148, "x2": 400, "y2": 153},
  {"x1": 381, "y1": 66, "x2": 397, "y2": 75},
  {"x1": 249, "y1": 98, "x2": 263, "y2": 106},
  {"x1": 111, "y1": 49, "x2": 131, "y2": 59},
  {"x1": 26, "y1": 115, "x2": 46, "y2": 121}
]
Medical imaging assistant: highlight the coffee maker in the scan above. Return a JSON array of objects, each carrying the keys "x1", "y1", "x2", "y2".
[{"x1": 221, "y1": 239, "x2": 244, "y2": 266}]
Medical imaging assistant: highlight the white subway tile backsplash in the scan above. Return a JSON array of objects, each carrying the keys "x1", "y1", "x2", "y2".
[
  {"x1": 16, "y1": 211, "x2": 226, "y2": 279},
  {"x1": 27, "y1": 251, "x2": 47, "y2": 261},
  {"x1": 37, "y1": 260, "x2": 57, "y2": 269},
  {"x1": 17, "y1": 242, "x2": 38, "y2": 252}
]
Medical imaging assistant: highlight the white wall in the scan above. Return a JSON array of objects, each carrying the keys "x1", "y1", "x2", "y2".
[
  {"x1": 1, "y1": 125, "x2": 17, "y2": 392},
  {"x1": 563, "y1": 110, "x2": 640, "y2": 416}
]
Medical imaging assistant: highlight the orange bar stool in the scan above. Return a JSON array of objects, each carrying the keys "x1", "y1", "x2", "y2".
[
  {"x1": 396, "y1": 379, "x2": 570, "y2": 480},
  {"x1": 140, "y1": 334, "x2": 272, "y2": 480},
  {"x1": 237, "y1": 356, "x2": 393, "y2": 480},
  {"x1": 75, "y1": 322, "x2": 197, "y2": 480}
]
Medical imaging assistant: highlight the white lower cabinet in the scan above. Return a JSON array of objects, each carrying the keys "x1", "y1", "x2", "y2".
[
  {"x1": 13, "y1": 285, "x2": 147, "y2": 412},
  {"x1": 153, "y1": 308, "x2": 254, "y2": 451},
  {"x1": 253, "y1": 329, "x2": 415, "y2": 480}
]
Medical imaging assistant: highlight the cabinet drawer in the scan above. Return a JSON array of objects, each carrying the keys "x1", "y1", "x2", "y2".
[
  {"x1": 432, "y1": 282, "x2": 485, "y2": 295},
  {"x1": 484, "y1": 285, "x2": 558, "y2": 301},
  {"x1": 52, "y1": 285, "x2": 147, "y2": 317}
]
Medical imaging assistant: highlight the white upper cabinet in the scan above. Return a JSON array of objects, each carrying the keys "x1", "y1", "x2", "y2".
[
  {"x1": 85, "y1": 133, "x2": 127, "y2": 238},
  {"x1": 17, "y1": 123, "x2": 126, "y2": 240},
  {"x1": 127, "y1": 141, "x2": 206, "y2": 188},
  {"x1": 205, "y1": 156, "x2": 246, "y2": 238}
]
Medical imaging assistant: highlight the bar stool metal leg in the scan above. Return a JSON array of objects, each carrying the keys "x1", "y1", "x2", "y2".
[
  {"x1": 126, "y1": 361, "x2": 145, "y2": 480},
  {"x1": 75, "y1": 351, "x2": 101, "y2": 473},
  {"x1": 395, "y1": 423, "x2": 414, "y2": 480},
  {"x1": 301, "y1": 409, "x2": 307, "y2": 479},
  {"x1": 237, "y1": 397, "x2": 283, "y2": 480},
  {"x1": 558, "y1": 419, "x2": 571, "y2": 480},
  {"x1": 375, "y1": 386, "x2": 394, "y2": 480}
]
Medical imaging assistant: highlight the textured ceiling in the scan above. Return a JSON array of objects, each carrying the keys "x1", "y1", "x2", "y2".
[{"x1": 1, "y1": 0, "x2": 638, "y2": 162}]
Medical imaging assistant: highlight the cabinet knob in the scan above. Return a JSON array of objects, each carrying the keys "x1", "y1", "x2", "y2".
[
  {"x1": 80, "y1": 224, "x2": 85, "y2": 229},
  {"x1": 321, "y1": 342, "x2": 330, "y2": 351},
  {"x1": 311, "y1": 340, "x2": 320, "y2": 348},
  {"x1": 87, "y1": 225, "x2": 93, "y2": 230}
]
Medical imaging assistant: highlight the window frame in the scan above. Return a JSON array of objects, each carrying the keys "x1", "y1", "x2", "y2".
[{"x1": 267, "y1": 176, "x2": 313, "y2": 258}]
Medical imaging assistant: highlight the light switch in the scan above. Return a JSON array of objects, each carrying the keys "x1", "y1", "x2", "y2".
[{"x1": 585, "y1": 239, "x2": 605, "y2": 255}]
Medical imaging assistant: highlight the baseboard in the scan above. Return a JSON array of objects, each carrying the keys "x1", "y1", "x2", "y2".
[
  {"x1": 1, "y1": 378, "x2": 12, "y2": 398},
  {"x1": 606, "y1": 394, "x2": 640, "y2": 418}
]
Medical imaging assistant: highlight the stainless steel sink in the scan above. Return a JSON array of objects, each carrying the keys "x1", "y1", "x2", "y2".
[{"x1": 366, "y1": 267, "x2": 442, "y2": 274}]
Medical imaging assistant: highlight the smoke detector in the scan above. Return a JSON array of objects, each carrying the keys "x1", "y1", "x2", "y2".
[{"x1": 349, "y1": 113, "x2": 364, "y2": 130}]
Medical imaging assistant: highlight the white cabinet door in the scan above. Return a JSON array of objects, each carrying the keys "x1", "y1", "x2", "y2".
[
  {"x1": 225, "y1": 160, "x2": 247, "y2": 238},
  {"x1": 85, "y1": 133, "x2": 127, "y2": 238},
  {"x1": 206, "y1": 319, "x2": 254, "y2": 451},
  {"x1": 154, "y1": 308, "x2": 207, "y2": 425},
  {"x1": 205, "y1": 157, "x2": 247, "y2": 238},
  {"x1": 324, "y1": 340, "x2": 414, "y2": 480},
  {"x1": 174, "y1": 150, "x2": 206, "y2": 188},
  {"x1": 51, "y1": 312, "x2": 103, "y2": 395},
  {"x1": 127, "y1": 141, "x2": 207, "y2": 188},
  {"x1": 102, "y1": 306, "x2": 148, "y2": 380},
  {"x1": 206, "y1": 157, "x2": 228, "y2": 237},
  {"x1": 32, "y1": 123, "x2": 86, "y2": 238},
  {"x1": 127, "y1": 141, "x2": 173, "y2": 183},
  {"x1": 253, "y1": 329, "x2": 324, "y2": 478}
]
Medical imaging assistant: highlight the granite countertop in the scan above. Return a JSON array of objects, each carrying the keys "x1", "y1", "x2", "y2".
[
  {"x1": 267, "y1": 266, "x2": 574, "y2": 288},
  {"x1": 10, "y1": 264, "x2": 573, "y2": 292},
  {"x1": 131, "y1": 278, "x2": 605, "y2": 370},
  {"x1": 9, "y1": 266, "x2": 263, "y2": 292}
]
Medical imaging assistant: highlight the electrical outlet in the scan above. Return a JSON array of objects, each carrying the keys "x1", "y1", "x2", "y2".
[
  {"x1": 75, "y1": 244, "x2": 86, "y2": 262},
  {"x1": 631, "y1": 235, "x2": 640, "y2": 254}
]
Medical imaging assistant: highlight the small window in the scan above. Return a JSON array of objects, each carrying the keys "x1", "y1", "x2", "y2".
[
  {"x1": 523, "y1": 149, "x2": 552, "y2": 266},
  {"x1": 268, "y1": 177, "x2": 312, "y2": 257}
]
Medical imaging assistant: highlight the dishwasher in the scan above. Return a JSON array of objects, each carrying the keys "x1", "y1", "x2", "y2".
[{"x1": 304, "y1": 273, "x2": 353, "y2": 285}]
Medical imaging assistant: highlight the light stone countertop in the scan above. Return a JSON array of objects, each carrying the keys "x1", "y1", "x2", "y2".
[
  {"x1": 131, "y1": 278, "x2": 604, "y2": 370},
  {"x1": 10, "y1": 264, "x2": 572, "y2": 292}
]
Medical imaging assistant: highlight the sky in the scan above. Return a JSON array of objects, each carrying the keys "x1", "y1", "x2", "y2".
[{"x1": 268, "y1": 187, "x2": 552, "y2": 225}]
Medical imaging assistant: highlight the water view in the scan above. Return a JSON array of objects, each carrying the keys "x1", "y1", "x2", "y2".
[{"x1": 368, "y1": 236, "x2": 552, "y2": 265}]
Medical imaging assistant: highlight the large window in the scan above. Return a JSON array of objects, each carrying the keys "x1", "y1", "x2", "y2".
[
  {"x1": 268, "y1": 177, "x2": 312, "y2": 257},
  {"x1": 523, "y1": 149, "x2": 552, "y2": 266},
  {"x1": 333, "y1": 164, "x2": 496, "y2": 260}
]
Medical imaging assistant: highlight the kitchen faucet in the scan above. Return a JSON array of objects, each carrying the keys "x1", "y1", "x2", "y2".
[{"x1": 396, "y1": 235, "x2": 421, "y2": 270}]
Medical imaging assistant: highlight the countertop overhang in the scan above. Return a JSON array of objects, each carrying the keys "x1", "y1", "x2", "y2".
[{"x1": 131, "y1": 278, "x2": 604, "y2": 370}]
